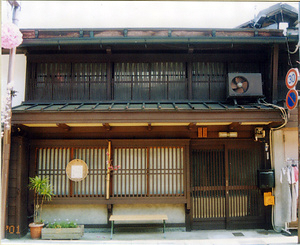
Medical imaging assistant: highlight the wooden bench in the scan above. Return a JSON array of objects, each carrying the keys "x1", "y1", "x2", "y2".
[{"x1": 109, "y1": 214, "x2": 168, "y2": 239}]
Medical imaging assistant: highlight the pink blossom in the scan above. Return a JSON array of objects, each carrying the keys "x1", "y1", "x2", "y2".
[{"x1": 1, "y1": 23, "x2": 23, "y2": 49}]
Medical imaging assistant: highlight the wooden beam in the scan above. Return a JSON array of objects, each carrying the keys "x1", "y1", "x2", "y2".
[
  {"x1": 187, "y1": 62, "x2": 192, "y2": 100},
  {"x1": 271, "y1": 44, "x2": 279, "y2": 103}
]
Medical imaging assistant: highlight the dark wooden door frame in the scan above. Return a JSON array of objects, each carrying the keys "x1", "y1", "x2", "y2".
[{"x1": 190, "y1": 139, "x2": 265, "y2": 230}]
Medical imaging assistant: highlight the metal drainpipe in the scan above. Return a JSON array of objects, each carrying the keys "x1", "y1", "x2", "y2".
[{"x1": 1, "y1": 0, "x2": 21, "y2": 239}]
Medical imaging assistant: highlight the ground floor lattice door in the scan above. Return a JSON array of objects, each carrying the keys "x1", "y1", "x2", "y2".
[{"x1": 191, "y1": 141, "x2": 265, "y2": 229}]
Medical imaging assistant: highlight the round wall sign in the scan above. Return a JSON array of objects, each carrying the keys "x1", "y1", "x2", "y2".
[
  {"x1": 66, "y1": 159, "x2": 88, "y2": 182},
  {"x1": 286, "y1": 89, "x2": 298, "y2": 110},
  {"x1": 285, "y1": 68, "x2": 299, "y2": 89}
]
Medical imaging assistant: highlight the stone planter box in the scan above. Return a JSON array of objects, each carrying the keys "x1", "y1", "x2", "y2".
[{"x1": 41, "y1": 225, "x2": 84, "y2": 240}]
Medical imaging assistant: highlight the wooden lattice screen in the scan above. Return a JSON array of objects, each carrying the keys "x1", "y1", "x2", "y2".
[
  {"x1": 191, "y1": 142, "x2": 264, "y2": 228},
  {"x1": 36, "y1": 145, "x2": 185, "y2": 199},
  {"x1": 112, "y1": 146, "x2": 185, "y2": 197},
  {"x1": 36, "y1": 147, "x2": 107, "y2": 197}
]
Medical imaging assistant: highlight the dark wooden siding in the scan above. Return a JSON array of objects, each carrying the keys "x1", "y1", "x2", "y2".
[
  {"x1": 6, "y1": 137, "x2": 29, "y2": 238},
  {"x1": 26, "y1": 56, "x2": 266, "y2": 103}
]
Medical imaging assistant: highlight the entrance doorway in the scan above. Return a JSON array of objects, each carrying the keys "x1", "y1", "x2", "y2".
[{"x1": 191, "y1": 140, "x2": 265, "y2": 229}]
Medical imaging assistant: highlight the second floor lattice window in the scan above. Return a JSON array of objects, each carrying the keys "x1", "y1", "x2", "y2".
[
  {"x1": 113, "y1": 62, "x2": 187, "y2": 101},
  {"x1": 26, "y1": 59, "x2": 261, "y2": 102},
  {"x1": 27, "y1": 62, "x2": 187, "y2": 102},
  {"x1": 28, "y1": 63, "x2": 107, "y2": 101}
]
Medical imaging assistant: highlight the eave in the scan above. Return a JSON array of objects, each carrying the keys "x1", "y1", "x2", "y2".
[
  {"x1": 19, "y1": 28, "x2": 289, "y2": 47},
  {"x1": 12, "y1": 102, "x2": 284, "y2": 127}
]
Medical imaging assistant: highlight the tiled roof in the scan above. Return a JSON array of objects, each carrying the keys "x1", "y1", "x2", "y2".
[
  {"x1": 11, "y1": 101, "x2": 284, "y2": 126},
  {"x1": 17, "y1": 28, "x2": 291, "y2": 48},
  {"x1": 12, "y1": 101, "x2": 274, "y2": 112}
]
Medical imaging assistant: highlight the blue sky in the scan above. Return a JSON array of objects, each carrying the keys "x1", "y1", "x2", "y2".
[{"x1": 1, "y1": 1, "x2": 299, "y2": 29}]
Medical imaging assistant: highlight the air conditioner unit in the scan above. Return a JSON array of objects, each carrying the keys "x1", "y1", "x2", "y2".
[{"x1": 227, "y1": 73, "x2": 263, "y2": 99}]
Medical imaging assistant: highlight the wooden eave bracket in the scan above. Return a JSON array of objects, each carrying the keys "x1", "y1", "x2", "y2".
[
  {"x1": 104, "y1": 123, "x2": 111, "y2": 131},
  {"x1": 188, "y1": 123, "x2": 196, "y2": 130},
  {"x1": 229, "y1": 122, "x2": 241, "y2": 130},
  {"x1": 56, "y1": 123, "x2": 70, "y2": 131},
  {"x1": 147, "y1": 123, "x2": 152, "y2": 131}
]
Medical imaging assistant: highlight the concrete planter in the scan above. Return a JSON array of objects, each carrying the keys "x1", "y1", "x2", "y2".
[{"x1": 41, "y1": 225, "x2": 84, "y2": 240}]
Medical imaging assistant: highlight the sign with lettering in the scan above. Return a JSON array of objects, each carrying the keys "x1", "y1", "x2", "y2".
[
  {"x1": 66, "y1": 159, "x2": 88, "y2": 182},
  {"x1": 285, "y1": 68, "x2": 299, "y2": 89}
]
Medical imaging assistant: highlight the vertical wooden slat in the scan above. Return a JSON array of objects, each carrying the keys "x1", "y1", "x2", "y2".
[
  {"x1": 135, "y1": 148, "x2": 142, "y2": 196},
  {"x1": 62, "y1": 148, "x2": 65, "y2": 197},
  {"x1": 199, "y1": 150, "x2": 202, "y2": 218},
  {"x1": 123, "y1": 148, "x2": 126, "y2": 197},
  {"x1": 58, "y1": 148, "x2": 62, "y2": 197},
  {"x1": 129, "y1": 148, "x2": 132, "y2": 196},
  {"x1": 54, "y1": 148, "x2": 58, "y2": 197},
  {"x1": 146, "y1": 147, "x2": 150, "y2": 197},
  {"x1": 213, "y1": 149, "x2": 216, "y2": 217},
  {"x1": 119, "y1": 149, "x2": 122, "y2": 197}
]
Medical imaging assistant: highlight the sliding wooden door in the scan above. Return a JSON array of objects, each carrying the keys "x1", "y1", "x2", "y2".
[{"x1": 191, "y1": 141, "x2": 265, "y2": 229}]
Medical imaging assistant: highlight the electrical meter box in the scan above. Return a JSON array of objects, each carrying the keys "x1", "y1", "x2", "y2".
[{"x1": 258, "y1": 169, "x2": 275, "y2": 189}]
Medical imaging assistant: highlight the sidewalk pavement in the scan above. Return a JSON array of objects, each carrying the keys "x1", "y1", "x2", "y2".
[{"x1": 1, "y1": 228, "x2": 298, "y2": 245}]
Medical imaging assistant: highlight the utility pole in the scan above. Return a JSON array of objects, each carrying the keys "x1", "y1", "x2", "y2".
[{"x1": 1, "y1": 0, "x2": 21, "y2": 239}]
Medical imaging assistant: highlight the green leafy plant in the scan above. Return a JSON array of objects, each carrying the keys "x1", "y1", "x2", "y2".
[
  {"x1": 28, "y1": 176, "x2": 54, "y2": 223},
  {"x1": 46, "y1": 219, "x2": 78, "y2": 229}
]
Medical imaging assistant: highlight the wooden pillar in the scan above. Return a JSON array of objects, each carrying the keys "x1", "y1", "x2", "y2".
[
  {"x1": 185, "y1": 143, "x2": 191, "y2": 231},
  {"x1": 106, "y1": 141, "x2": 112, "y2": 200},
  {"x1": 6, "y1": 137, "x2": 29, "y2": 238},
  {"x1": 107, "y1": 62, "x2": 112, "y2": 100},
  {"x1": 187, "y1": 62, "x2": 193, "y2": 100},
  {"x1": 271, "y1": 44, "x2": 279, "y2": 104}
]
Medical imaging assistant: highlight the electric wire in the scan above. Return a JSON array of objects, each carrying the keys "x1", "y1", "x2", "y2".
[{"x1": 259, "y1": 99, "x2": 288, "y2": 233}]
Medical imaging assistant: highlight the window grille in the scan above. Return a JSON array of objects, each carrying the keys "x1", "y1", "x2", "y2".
[
  {"x1": 112, "y1": 146, "x2": 184, "y2": 197},
  {"x1": 28, "y1": 62, "x2": 107, "y2": 101},
  {"x1": 35, "y1": 146, "x2": 185, "y2": 199},
  {"x1": 192, "y1": 62, "x2": 226, "y2": 101},
  {"x1": 113, "y1": 62, "x2": 187, "y2": 101},
  {"x1": 36, "y1": 147, "x2": 107, "y2": 197}
]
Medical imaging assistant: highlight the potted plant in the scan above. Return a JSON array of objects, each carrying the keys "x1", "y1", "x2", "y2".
[{"x1": 28, "y1": 176, "x2": 54, "y2": 239}]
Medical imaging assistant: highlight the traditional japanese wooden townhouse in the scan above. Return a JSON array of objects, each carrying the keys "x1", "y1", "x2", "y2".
[{"x1": 3, "y1": 26, "x2": 298, "y2": 238}]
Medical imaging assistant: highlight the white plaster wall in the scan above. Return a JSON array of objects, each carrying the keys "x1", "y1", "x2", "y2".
[
  {"x1": 42, "y1": 204, "x2": 184, "y2": 225},
  {"x1": 42, "y1": 204, "x2": 107, "y2": 225},
  {"x1": 1, "y1": 54, "x2": 26, "y2": 107},
  {"x1": 113, "y1": 204, "x2": 185, "y2": 224},
  {"x1": 283, "y1": 129, "x2": 298, "y2": 160},
  {"x1": 272, "y1": 128, "x2": 298, "y2": 229}
]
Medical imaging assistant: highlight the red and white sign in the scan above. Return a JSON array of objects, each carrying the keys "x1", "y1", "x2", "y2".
[
  {"x1": 286, "y1": 89, "x2": 298, "y2": 110},
  {"x1": 285, "y1": 68, "x2": 299, "y2": 89}
]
